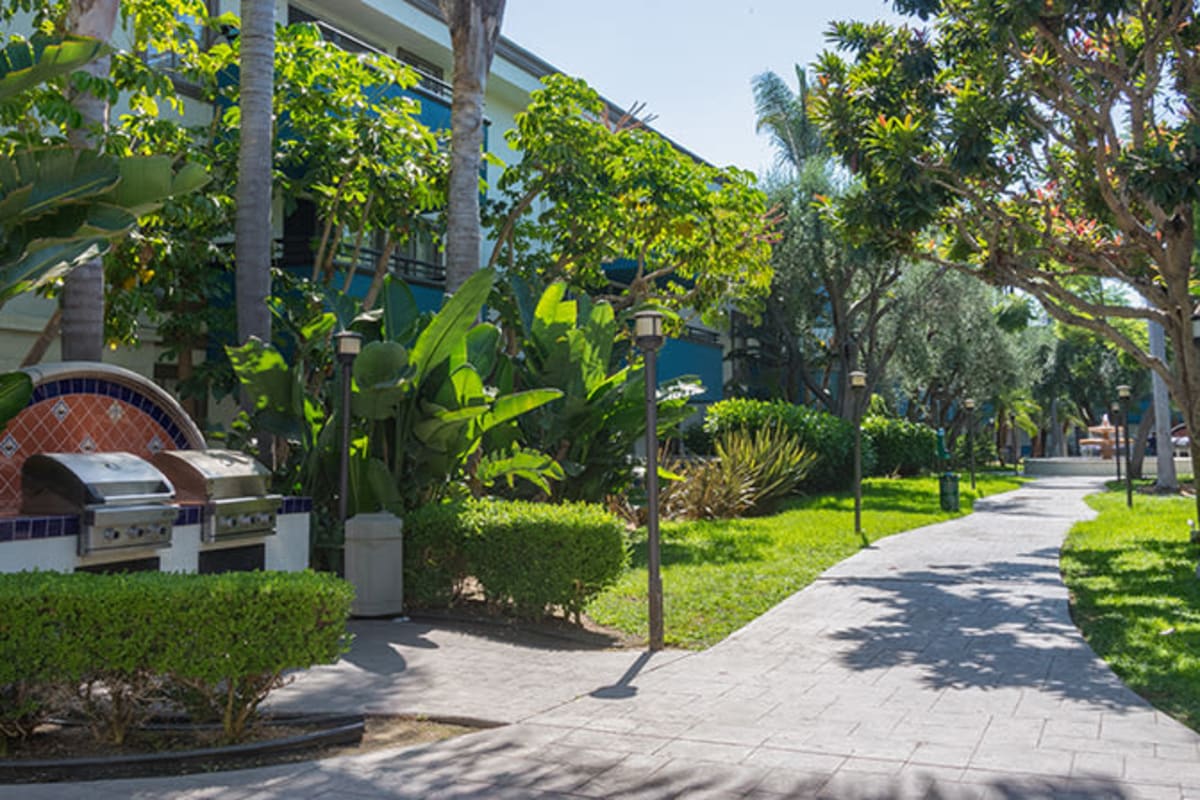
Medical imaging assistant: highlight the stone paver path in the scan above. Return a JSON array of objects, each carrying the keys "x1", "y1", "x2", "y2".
[{"x1": 9, "y1": 476, "x2": 1200, "y2": 799}]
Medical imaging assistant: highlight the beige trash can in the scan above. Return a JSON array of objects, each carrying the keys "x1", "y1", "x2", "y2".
[{"x1": 344, "y1": 511, "x2": 404, "y2": 617}]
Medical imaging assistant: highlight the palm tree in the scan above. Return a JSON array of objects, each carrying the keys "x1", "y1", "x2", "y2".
[
  {"x1": 235, "y1": 0, "x2": 274, "y2": 349},
  {"x1": 60, "y1": 0, "x2": 119, "y2": 362},
  {"x1": 437, "y1": 0, "x2": 505, "y2": 294},
  {"x1": 752, "y1": 65, "x2": 823, "y2": 174}
]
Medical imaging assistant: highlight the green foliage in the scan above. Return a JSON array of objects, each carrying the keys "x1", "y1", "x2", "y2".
[
  {"x1": 862, "y1": 415, "x2": 936, "y2": 476},
  {"x1": 505, "y1": 279, "x2": 697, "y2": 501},
  {"x1": 488, "y1": 74, "x2": 775, "y2": 322},
  {"x1": 403, "y1": 498, "x2": 628, "y2": 621},
  {"x1": 0, "y1": 370, "x2": 31, "y2": 433},
  {"x1": 716, "y1": 426, "x2": 816, "y2": 513},
  {"x1": 703, "y1": 398, "x2": 873, "y2": 491},
  {"x1": 0, "y1": 570, "x2": 352, "y2": 747},
  {"x1": 1062, "y1": 491, "x2": 1200, "y2": 731},
  {"x1": 661, "y1": 452, "x2": 757, "y2": 521},
  {"x1": 951, "y1": 427, "x2": 998, "y2": 470}
]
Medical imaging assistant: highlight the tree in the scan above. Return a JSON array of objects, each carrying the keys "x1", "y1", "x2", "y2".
[
  {"x1": 488, "y1": 75, "x2": 775, "y2": 322},
  {"x1": 733, "y1": 67, "x2": 910, "y2": 416},
  {"x1": 812, "y1": 3, "x2": 1200, "y2": 512},
  {"x1": 438, "y1": 0, "x2": 505, "y2": 295},
  {"x1": 59, "y1": 0, "x2": 118, "y2": 361},
  {"x1": 234, "y1": 0, "x2": 273, "y2": 352}
]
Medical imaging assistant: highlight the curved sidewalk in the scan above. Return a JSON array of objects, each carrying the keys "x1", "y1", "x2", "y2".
[{"x1": 10, "y1": 476, "x2": 1200, "y2": 799}]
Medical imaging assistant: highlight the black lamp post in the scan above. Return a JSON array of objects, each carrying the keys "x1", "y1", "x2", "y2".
[
  {"x1": 965, "y1": 398, "x2": 976, "y2": 490},
  {"x1": 634, "y1": 310, "x2": 666, "y2": 651},
  {"x1": 334, "y1": 331, "x2": 362, "y2": 569},
  {"x1": 850, "y1": 370, "x2": 867, "y2": 545},
  {"x1": 1118, "y1": 384, "x2": 1133, "y2": 508},
  {"x1": 1112, "y1": 401, "x2": 1122, "y2": 483}
]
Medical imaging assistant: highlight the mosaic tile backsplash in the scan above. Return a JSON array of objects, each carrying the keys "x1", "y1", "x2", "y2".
[{"x1": 0, "y1": 377, "x2": 195, "y2": 512}]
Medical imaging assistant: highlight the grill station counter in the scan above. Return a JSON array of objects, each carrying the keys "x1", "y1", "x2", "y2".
[
  {"x1": 21, "y1": 452, "x2": 178, "y2": 556},
  {"x1": 151, "y1": 449, "x2": 282, "y2": 544}
]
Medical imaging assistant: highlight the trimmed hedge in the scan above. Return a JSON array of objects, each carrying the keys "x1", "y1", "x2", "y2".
[
  {"x1": 0, "y1": 570, "x2": 353, "y2": 747},
  {"x1": 405, "y1": 498, "x2": 627, "y2": 619},
  {"x1": 863, "y1": 416, "x2": 937, "y2": 476},
  {"x1": 703, "y1": 399, "x2": 875, "y2": 491}
]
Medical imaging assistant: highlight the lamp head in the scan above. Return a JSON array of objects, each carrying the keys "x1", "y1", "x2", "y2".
[
  {"x1": 333, "y1": 330, "x2": 363, "y2": 361},
  {"x1": 964, "y1": 398, "x2": 976, "y2": 410},
  {"x1": 1117, "y1": 384, "x2": 1132, "y2": 400},
  {"x1": 633, "y1": 310, "x2": 665, "y2": 351},
  {"x1": 849, "y1": 370, "x2": 867, "y2": 390}
]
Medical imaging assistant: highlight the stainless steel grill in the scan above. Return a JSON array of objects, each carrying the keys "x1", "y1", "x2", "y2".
[
  {"x1": 21, "y1": 452, "x2": 178, "y2": 556},
  {"x1": 151, "y1": 449, "x2": 282, "y2": 543}
]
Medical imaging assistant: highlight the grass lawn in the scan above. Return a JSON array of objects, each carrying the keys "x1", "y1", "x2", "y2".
[
  {"x1": 1061, "y1": 489, "x2": 1200, "y2": 729},
  {"x1": 587, "y1": 472, "x2": 1025, "y2": 649}
]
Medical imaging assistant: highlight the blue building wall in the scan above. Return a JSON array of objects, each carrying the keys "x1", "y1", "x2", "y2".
[{"x1": 659, "y1": 339, "x2": 722, "y2": 403}]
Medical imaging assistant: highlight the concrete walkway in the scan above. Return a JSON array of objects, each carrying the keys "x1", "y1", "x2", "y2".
[{"x1": 10, "y1": 476, "x2": 1200, "y2": 799}]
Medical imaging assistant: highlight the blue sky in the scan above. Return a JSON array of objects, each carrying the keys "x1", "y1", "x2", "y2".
[{"x1": 502, "y1": 1, "x2": 907, "y2": 177}]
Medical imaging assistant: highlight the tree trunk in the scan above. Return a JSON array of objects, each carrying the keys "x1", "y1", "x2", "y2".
[
  {"x1": 1131, "y1": 402, "x2": 1152, "y2": 481},
  {"x1": 235, "y1": 0, "x2": 274, "y2": 350},
  {"x1": 1149, "y1": 320, "x2": 1178, "y2": 490},
  {"x1": 438, "y1": 0, "x2": 506, "y2": 294},
  {"x1": 61, "y1": 0, "x2": 119, "y2": 362}
]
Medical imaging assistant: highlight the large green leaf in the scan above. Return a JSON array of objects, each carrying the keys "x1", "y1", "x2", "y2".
[
  {"x1": 0, "y1": 238, "x2": 105, "y2": 303},
  {"x1": 465, "y1": 323, "x2": 500, "y2": 379},
  {"x1": 531, "y1": 281, "x2": 575, "y2": 350},
  {"x1": 354, "y1": 341, "x2": 408, "y2": 387},
  {"x1": 0, "y1": 372, "x2": 32, "y2": 433},
  {"x1": 0, "y1": 35, "x2": 107, "y2": 102},
  {"x1": 225, "y1": 338, "x2": 295, "y2": 416},
  {"x1": 381, "y1": 275, "x2": 419, "y2": 342},
  {"x1": 478, "y1": 388, "x2": 563, "y2": 433},
  {"x1": 19, "y1": 148, "x2": 121, "y2": 219},
  {"x1": 408, "y1": 268, "x2": 495, "y2": 385}
]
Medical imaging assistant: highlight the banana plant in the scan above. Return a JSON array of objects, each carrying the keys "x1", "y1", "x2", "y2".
[
  {"x1": 509, "y1": 278, "x2": 699, "y2": 501},
  {"x1": 0, "y1": 35, "x2": 210, "y2": 308},
  {"x1": 351, "y1": 269, "x2": 563, "y2": 509}
]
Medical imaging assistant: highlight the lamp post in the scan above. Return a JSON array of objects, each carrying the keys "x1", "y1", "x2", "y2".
[
  {"x1": 850, "y1": 370, "x2": 867, "y2": 545},
  {"x1": 634, "y1": 310, "x2": 666, "y2": 651},
  {"x1": 1118, "y1": 384, "x2": 1133, "y2": 508},
  {"x1": 965, "y1": 398, "x2": 976, "y2": 490},
  {"x1": 334, "y1": 331, "x2": 362, "y2": 571},
  {"x1": 1112, "y1": 401, "x2": 1122, "y2": 483}
]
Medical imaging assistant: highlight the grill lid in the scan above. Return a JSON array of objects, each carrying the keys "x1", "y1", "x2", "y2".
[
  {"x1": 150, "y1": 449, "x2": 272, "y2": 501},
  {"x1": 22, "y1": 452, "x2": 176, "y2": 514}
]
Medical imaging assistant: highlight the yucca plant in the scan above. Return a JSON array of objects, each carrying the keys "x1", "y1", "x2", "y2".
[
  {"x1": 715, "y1": 424, "x2": 815, "y2": 514},
  {"x1": 660, "y1": 452, "x2": 757, "y2": 521}
]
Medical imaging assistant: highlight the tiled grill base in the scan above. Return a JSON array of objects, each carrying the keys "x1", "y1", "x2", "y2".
[{"x1": 0, "y1": 377, "x2": 197, "y2": 510}]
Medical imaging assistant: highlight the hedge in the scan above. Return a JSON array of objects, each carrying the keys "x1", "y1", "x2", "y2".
[
  {"x1": 703, "y1": 399, "x2": 875, "y2": 491},
  {"x1": 863, "y1": 416, "x2": 937, "y2": 476},
  {"x1": 0, "y1": 570, "x2": 353, "y2": 747},
  {"x1": 405, "y1": 498, "x2": 627, "y2": 619}
]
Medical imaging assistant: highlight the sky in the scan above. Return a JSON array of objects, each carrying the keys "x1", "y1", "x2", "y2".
[{"x1": 501, "y1": 1, "x2": 908, "y2": 178}]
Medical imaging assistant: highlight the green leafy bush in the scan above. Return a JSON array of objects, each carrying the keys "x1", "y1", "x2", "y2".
[
  {"x1": 661, "y1": 453, "x2": 757, "y2": 520},
  {"x1": 952, "y1": 430, "x2": 998, "y2": 470},
  {"x1": 404, "y1": 498, "x2": 627, "y2": 620},
  {"x1": 863, "y1": 416, "x2": 936, "y2": 476},
  {"x1": 718, "y1": 425, "x2": 816, "y2": 512},
  {"x1": 403, "y1": 501, "x2": 471, "y2": 607},
  {"x1": 0, "y1": 571, "x2": 353, "y2": 747},
  {"x1": 704, "y1": 399, "x2": 873, "y2": 491}
]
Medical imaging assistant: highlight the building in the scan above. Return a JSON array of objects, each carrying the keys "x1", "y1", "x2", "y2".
[{"x1": 0, "y1": 0, "x2": 727, "y2": 425}]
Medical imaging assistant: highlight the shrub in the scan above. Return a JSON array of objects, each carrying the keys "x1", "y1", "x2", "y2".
[
  {"x1": 704, "y1": 399, "x2": 874, "y2": 491},
  {"x1": 466, "y1": 500, "x2": 628, "y2": 620},
  {"x1": 405, "y1": 498, "x2": 628, "y2": 620},
  {"x1": 863, "y1": 416, "x2": 937, "y2": 476},
  {"x1": 0, "y1": 570, "x2": 353, "y2": 746},
  {"x1": 952, "y1": 430, "x2": 998, "y2": 470},
  {"x1": 0, "y1": 572, "x2": 65, "y2": 753},
  {"x1": 661, "y1": 453, "x2": 757, "y2": 520},
  {"x1": 403, "y1": 501, "x2": 471, "y2": 608}
]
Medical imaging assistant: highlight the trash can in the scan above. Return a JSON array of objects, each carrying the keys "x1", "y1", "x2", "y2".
[
  {"x1": 939, "y1": 472, "x2": 960, "y2": 512},
  {"x1": 344, "y1": 511, "x2": 405, "y2": 617}
]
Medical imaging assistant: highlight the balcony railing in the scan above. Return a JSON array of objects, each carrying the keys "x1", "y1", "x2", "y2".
[{"x1": 276, "y1": 237, "x2": 446, "y2": 288}]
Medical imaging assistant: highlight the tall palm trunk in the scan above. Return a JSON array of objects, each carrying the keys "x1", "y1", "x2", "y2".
[
  {"x1": 61, "y1": 0, "x2": 119, "y2": 362},
  {"x1": 235, "y1": 0, "x2": 274, "y2": 349},
  {"x1": 438, "y1": 0, "x2": 505, "y2": 294}
]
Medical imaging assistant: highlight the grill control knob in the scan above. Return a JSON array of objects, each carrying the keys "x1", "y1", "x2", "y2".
[
  {"x1": 131, "y1": 527, "x2": 143, "y2": 538},
  {"x1": 103, "y1": 528, "x2": 118, "y2": 540}
]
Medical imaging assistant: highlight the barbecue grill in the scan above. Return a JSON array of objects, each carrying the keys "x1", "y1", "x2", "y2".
[
  {"x1": 151, "y1": 449, "x2": 281, "y2": 543},
  {"x1": 21, "y1": 452, "x2": 178, "y2": 556}
]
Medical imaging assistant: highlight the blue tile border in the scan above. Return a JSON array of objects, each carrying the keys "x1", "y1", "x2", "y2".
[
  {"x1": 174, "y1": 506, "x2": 203, "y2": 526},
  {"x1": 26, "y1": 378, "x2": 192, "y2": 449},
  {"x1": 0, "y1": 515, "x2": 78, "y2": 543},
  {"x1": 279, "y1": 497, "x2": 312, "y2": 515}
]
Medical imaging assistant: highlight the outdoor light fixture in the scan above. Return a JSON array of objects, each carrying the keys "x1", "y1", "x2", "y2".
[
  {"x1": 849, "y1": 370, "x2": 867, "y2": 544},
  {"x1": 333, "y1": 330, "x2": 363, "y2": 566},
  {"x1": 634, "y1": 310, "x2": 666, "y2": 651},
  {"x1": 1118, "y1": 385, "x2": 1133, "y2": 508},
  {"x1": 964, "y1": 399, "x2": 977, "y2": 491}
]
